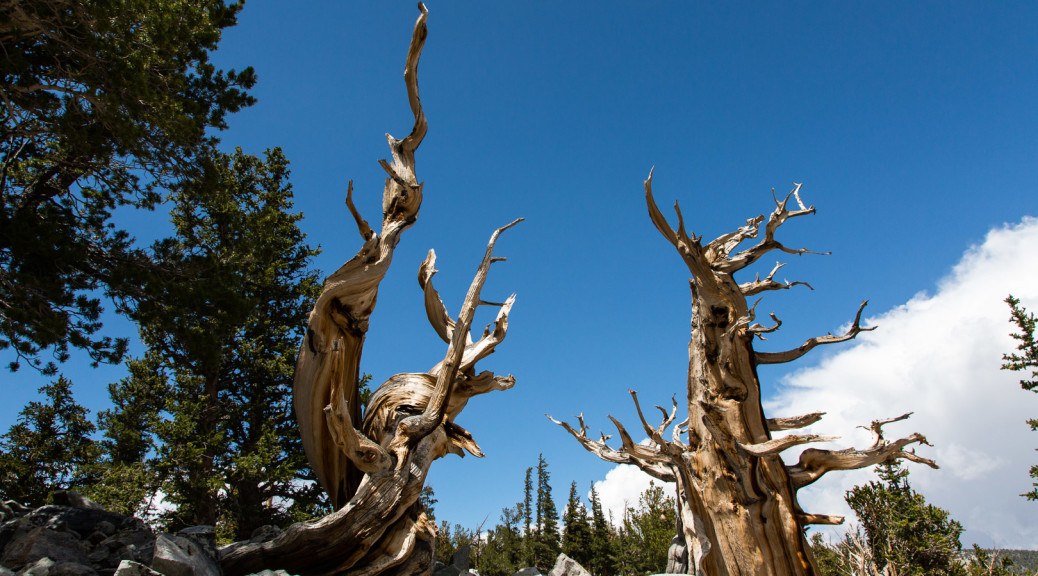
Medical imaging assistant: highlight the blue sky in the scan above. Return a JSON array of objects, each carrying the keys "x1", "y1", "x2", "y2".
[{"x1": 5, "y1": 1, "x2": 1038, "y2": 547}]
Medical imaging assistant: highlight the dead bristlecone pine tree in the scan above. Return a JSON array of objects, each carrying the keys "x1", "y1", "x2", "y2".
[
  {"x1": 550, "y1": 172, "x2": 937, "y2": 576},
  {"x1": 220, "y1": 5, "x2": 520, "y2": 576}
]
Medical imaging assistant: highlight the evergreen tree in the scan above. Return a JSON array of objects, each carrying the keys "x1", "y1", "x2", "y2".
[
  {"x1": 0, "y1": 0, "x2": 255, "y2": 374},
  {"x1": 617, "y1": 482, "x2": 676, "y2": 575},
  {"x1": 562, "y1": 481, "x2": 593, "y2": 567},
  {"x1": 588, "y1": 483, "x2": 615, "y2": 576},
  {"x1": 86, "y1": 354, "x2": 169, "y2": 517},
  {"x1": 521, "y1": 466, "x2": 534, "y2": 567},
  {"x1": 846, "y1": 460, "x2": 964, "y2": 575},
  {"x1": 532, "y1": 454, "x2": 560, "y2": 572},
  {"x1": 111, "y1": 147, "x2": 322, "y2": 537},
  {"x1": 0, "y1": 376, "x2": 99, "y2": 506},
  {"x1": 1003, "y1": 295, "x2": 1038, "y2": 500}
]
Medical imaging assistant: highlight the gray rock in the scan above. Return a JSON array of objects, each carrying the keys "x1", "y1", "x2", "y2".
[
  {"x1": 27, "y1": 507, "x2": 126, "y2": 538},
  {"x1": 451, "y1": 545, "x2": 471, "y2": 571},
  {"x1": 151, "y1": 533, "x2": 219, "y2": 576},
  {"x1": 0, "y1": 563, "x2": 14, "y2": 576},
  {"x1": 94, "y1": 523, "x2": 115, "y2": 538},
  {"x1": 17, "y1": 557, "x2": 56, "y2": 576},
  {"x1": 0, "y1": 502, "x2": 31, "y2": 523},
  {"x1": 113, "y1": 560, "x2": 163, "y2": 576},
  {"x1": 1, "y1": 527, "x2": 89, "y2": 571},
  {"x1": 547, "y1": 554, "x2": 591, "y2": 576},
  {"x1": 50, "y1": 492, "x2": 103, "y2": 512},
  {"x1": 94, "y1": 526, "x2": 156, "y2": 570},
  {"x1": 175, "y1": 526, "x2": 215, "y2": 559},
  {"x1": 513, "y1": 568, "x2": 541, "y2": 576},
  {"x1": 244, "y1": 570, "x2": 295, "y2": 576},
  {"x1": 0, "y1": 517, "x2": 33, "y2": 559},
  {"x1": 41, "y1": 561, "x2": 99, "y2": 576}
]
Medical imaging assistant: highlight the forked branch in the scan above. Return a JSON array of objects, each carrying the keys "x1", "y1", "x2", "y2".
[
  {"x1": 397, "y1": 219, "x2": 522, "y2": 444},
  {"x1": 715, "y1": 184, "x2": 829, "y2": 274},
  {"x1": 787, "y1": 413, "x2": 938, "y2": 489},
  {"x1": 755, "y1": 300, "x2": 875, "y2": 365},
  {"x1": 740, "y1": 262, "x2": 813, "y2": 296}
]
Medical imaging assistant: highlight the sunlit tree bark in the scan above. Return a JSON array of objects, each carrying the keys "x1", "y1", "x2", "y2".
[
  {"x1": 551, "y1": 173, "x2": 936, "y2": 576},
  {"x1": 221, "y1": 6, "x2": 519, "y2": 575}
]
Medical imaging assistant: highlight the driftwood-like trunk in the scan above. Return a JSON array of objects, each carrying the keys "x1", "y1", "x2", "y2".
[
  {"x1": 551, "y1": 173, "x2": 936, "y2": 576},
  {"x1": 221, "y1": 6, "x2": 519, "y2": 575}
]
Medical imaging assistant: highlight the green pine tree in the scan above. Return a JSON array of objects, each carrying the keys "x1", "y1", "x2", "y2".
[
  {"x1": 588, "y1": 483, "x2": 616, "y2": 576},
  {"x1": 113, "y1": 147, "x2": 322, "y2": 538},
  {"x1": 846, "y1": 461, "x2": 964, "y2": 576},
  {"x1": 532, "y1": 454, "x2": 560, "y2": 572},
  {"x1": 0, "y1": 0, "x2": 255, "y2": 375},
  {"x1": 562, "y1": 481, "x2": 593, "y2": 568},
  {"x1": 521, "y1": 466, "x2": 534, "y2": 567},
  {"x1": 0, "y1": 376, "x2": 99, "y2": 506},
  {"x1": 1003, "y1": 295, "x2": 1038, "y2": 500}
]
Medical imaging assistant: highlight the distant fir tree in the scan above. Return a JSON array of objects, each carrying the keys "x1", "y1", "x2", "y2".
[
  {"x1": 480, "y1": 505, "x2": 524, "y2": 576},
  {"x1": 111, "y1": 147, "x2": 322, "y2": 538},
  {"x1": 520, "y1": 466, "x2": 534, "y2": 567},
  {"x1": 0, "y1": 376, "x2": 98, "y2": 506},
  {"x1": 588, "y1": 483, "x2": 615, "y2": 576},
  {"x1": 1003, "y1": 295, "x2": 1038, "y2": 500},
  {"x1": 532, "y1": 454, "x2": 560, "y2": 572},
  {"x1": 561, "y1": 481, "x2": 592, "y2": 568}
]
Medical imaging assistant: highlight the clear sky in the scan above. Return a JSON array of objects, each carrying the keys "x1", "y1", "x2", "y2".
[{"x1": 5, "y1": 1, "x2": 1038, "y2": 548}]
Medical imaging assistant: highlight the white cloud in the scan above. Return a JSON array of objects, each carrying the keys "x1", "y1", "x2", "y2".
[
  {"x1": 768, "y1": 217, "x2": 1038, "y2": 548},
  {"x1": 594, "y1": 218, "x2": 1038, "y2": 549},
  {"x1": 592, "y1": 463, "x2": 656, "y2": 524}
]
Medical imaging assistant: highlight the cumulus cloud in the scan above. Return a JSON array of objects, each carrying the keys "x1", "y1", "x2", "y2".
[
  {"x1": 592, "y1": 464, "x2": 656, "y2": 523},
  {"x1": 595, "y1": 218, "x2": 1038, "y2": 548}
]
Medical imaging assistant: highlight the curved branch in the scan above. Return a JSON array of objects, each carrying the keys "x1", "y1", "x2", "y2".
[
  {"x1": 547, "y1": 413, "x2": 676, "y2": 481},
  {"x1": 345, "y1": 180, "x2": 375, "y2": 241},
  {"x1": 787, "y1": 414, "x2": 938, "y2": 489},
  {"x1": 755, "y1": 300, "x2": 876, "y2": 365},
  {"x1": 797, "y1": 513, "x2": 845, "y2": 526},
  {"x1": 738, "y1": 434, "x2": 839, "y2": 457},
  {"x1": 715, "y1": 184, "x2": 828, "y2": 274},
  {"x1": 740, "y1": 262, "x2": 813, "y2": 296},
  {"x1": 418, "y1": 249, "x2": 456, "y2": 344},
  {"x1": 767, "y1": 412, "x2": 825, "y2": 432},
  {"x1": 397, "y1": 219, "x2": 522, "y2": 444}
]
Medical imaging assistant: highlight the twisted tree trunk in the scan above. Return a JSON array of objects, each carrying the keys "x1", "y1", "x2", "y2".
[
  {"x1": 221, "y1": 6, "x2": 519, "y2": 575},
  {"x1": 551, "y1": 173, "x2": 936, "y2": 576}
]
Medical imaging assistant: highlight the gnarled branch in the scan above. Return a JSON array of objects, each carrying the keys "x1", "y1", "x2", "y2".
[
  {"x1": 755, "y1": 300, "x2": 876, "y2": 365},
  {"x1": 740, "y1": 262, "x2": 813, "y2": 296},
  {"x1": 787, "y1": 414, "x2": 937, "y2": 489},
  {"x1": 767, "y1": 412, "x2": 826, "y2": 432}
]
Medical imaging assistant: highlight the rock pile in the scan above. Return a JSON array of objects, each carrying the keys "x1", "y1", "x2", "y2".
[{"x1": 0, "y1": 493, "x2": 265, "y2": 576}]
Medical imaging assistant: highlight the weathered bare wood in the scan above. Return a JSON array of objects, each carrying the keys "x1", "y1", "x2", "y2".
[
  {"x1": 767, "y1": 412, "x2": 826, "y2": 432},
  {"x1": 223, "y1": 7, "x2": 520, "y2": 575},
  {"x1": 555, "y1": 172, "x2": 935, "y2": 576},
  {"x1": 755, "y1": 300, "x2": 877, "y2": 365}
]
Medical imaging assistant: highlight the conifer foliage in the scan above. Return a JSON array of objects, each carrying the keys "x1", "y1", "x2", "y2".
[
  {"x1": 0, "y1": 0, "x2": 256, "y2": 374},
  {"x1": 1003, "y1": 295, "x2": 1038, "y2": 500},
  {"x1": 0, "y1": 376, "x2": 98, "y2": 506}
]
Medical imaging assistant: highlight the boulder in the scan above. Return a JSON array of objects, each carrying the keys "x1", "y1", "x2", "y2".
[
  {"x1": 0, "y1": 527, "x2": 90, "y2": 571},
  {"x1": 151, "y1": 533, "x2": 220, "y2": 576},
  {"x1": 513, "y1": 567, "x2": 541, "y2": 576},
  {"x1": 113, "y1": 560, "x2": 164, "y2": 576},
  {"x1": 547, "y1": 554, "x2": 591, "y2": 576},
  {"x1": 50, "y1": 492, "x2": 104, "y2": 512}
]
